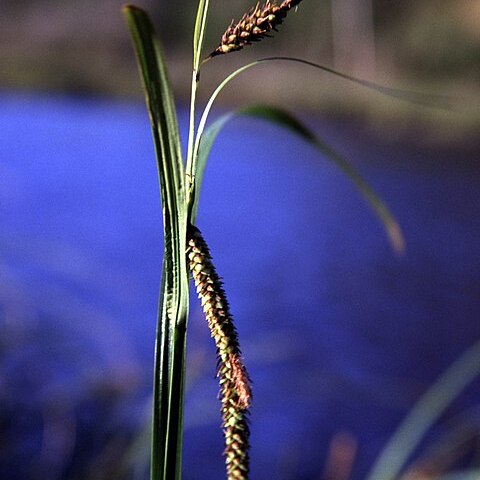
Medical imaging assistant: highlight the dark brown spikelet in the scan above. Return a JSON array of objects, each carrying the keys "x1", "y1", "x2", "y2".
[
  {"x1": 209, "y1": 0, "x2": 303, "y2": 58},
  {"x1": 187, "y1": 224, "x2": 251, "y2": 480}
]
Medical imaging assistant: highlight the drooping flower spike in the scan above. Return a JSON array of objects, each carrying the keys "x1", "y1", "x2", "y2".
[{"x1": 187, "y1": 224, "x2": 251, "y2": 479}]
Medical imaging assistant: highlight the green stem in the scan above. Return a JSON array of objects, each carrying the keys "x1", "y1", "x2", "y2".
[
  {"x1": 186, "y1": 69, "x2": 199, "y2": 222},
  {"x1": 192, "y1": 62, "x2": 255, "y2": 177},
  {"x1": 186, "y1": 69, "x2": 198, "y2": 177}
]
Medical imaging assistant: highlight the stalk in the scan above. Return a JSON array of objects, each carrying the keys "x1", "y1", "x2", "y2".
[{"x1": 186, "y1": 69, "x2": 198, "y2": 188}]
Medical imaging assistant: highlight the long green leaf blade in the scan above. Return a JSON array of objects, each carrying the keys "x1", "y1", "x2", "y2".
[
  {"x1": 123, "y1": 5, "x2": 184, "y2": 194},
  {"x1": 123, "y1": 6, "x2": 189, "y2": 480},
  {"x1": 244, "y1": 105, "x2": 404, "y2": 253},
  {"x1": 191, "y1": 55, "x2": 465, "y2": 199},
  {"x1": 194, "y1": 106, "x2": 405, "y2": 253},
  {"x1": 263, "y1": 56, "x2": 461, "y2": 110}
]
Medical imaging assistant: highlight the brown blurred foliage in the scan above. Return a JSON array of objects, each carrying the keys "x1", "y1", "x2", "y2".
[{"x1": 1, "y1": 0, "x2": 479, "y2": 135}]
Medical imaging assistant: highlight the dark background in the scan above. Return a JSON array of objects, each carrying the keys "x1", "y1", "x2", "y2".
[{"x1": 1, "y1": 0, "x2": 479, "y2": 136}]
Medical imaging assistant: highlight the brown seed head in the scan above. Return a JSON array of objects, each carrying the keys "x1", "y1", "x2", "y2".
[
  {"x1": 209, "y1": 0, "x2": 304, "y2": 58},
  {"x1": 187, "y1": 224, "x2": 252, "y2": 479}
]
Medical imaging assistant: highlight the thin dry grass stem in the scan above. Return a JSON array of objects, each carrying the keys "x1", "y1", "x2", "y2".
[
  {"x1": 187, "y1": 224, "x2": 251, "y2": 479},
  {"x1": 209, "y1": 0, "x2": 303, "y2": 58}
]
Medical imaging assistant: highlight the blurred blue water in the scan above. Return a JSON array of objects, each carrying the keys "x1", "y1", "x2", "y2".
[{"x1": 1, "y1": 94, "x2": 479, "y2": 479}]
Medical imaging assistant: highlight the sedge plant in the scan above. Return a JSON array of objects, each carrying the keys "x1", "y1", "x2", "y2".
[{"x1": 120, "y1": 1, "x2": 443, "y2": 478}]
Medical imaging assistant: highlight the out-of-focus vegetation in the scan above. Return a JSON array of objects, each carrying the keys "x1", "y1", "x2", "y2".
[{"x1": 1, "y1": 0, "x2": 479, "y2": 136}]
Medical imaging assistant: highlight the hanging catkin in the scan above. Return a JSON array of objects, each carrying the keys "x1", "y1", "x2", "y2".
[{"x1": 187, "y1": 224, "x2": 251, "y2": 479}]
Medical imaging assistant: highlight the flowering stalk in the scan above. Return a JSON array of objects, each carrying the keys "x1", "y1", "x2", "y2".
[
  {"x1": 187, "y1": 224, "x2": 251, "y2": 479},
  {"x1": 209, "y1": 0, "x2": 303, "y2": 58}
]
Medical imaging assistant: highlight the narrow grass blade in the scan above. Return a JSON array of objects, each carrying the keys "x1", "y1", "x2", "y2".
[
  {"x1": 186, "y1": 0, "x2": 211, "y2": 216},
  {"x1": 123, "y1": 6, "x2": 189, "y2": 480},
  {"x1": 262, "y1": 56, "x2": 461, "y2": 110},
  {"x1": 194, "y1": 55, "x2": 461, "y2": 160},
  {"x1": 193, "y1": 0, "x2": 210, "y2": 72},
  {"x1": 190, "y1": 111, "x2": 234, "y2": 222},
  {"x1": 123, "y1": 6, "x2": 185, "y2": 200},
  {"x1": 194, "y1": 106, "x2": 404, "y2": 253},
  {"x1": 245, "y1": 105, "x2": 404, "y2": 253},
  {"x1": 367, "y1": 339, "x2": 480, "y2": 480},
  {"x1": 191, "y1": 55, "x2": 460, "y2": 218},
  {"x1": 401, "y1": 406, "x2": 480, "y2": 477}
]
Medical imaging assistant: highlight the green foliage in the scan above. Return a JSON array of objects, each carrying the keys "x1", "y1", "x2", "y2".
[
  {"x1": 123, "y1": 6, "x2": 189, "y2": 480},
  {"x1": 197, "y1": 105, "x2": 404, "y2": 253},
  {"x1": 124, "y1": 1, "x2": 469, "y2": 479}
]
